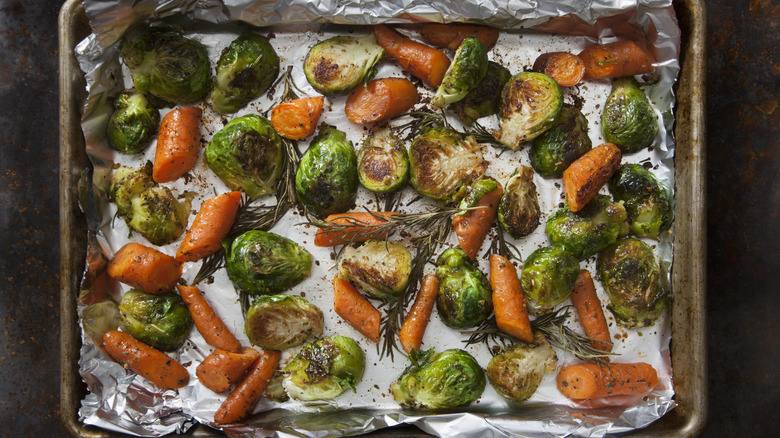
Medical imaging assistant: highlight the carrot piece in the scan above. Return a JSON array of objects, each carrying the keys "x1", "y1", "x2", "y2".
[
  {"x1": 563, "y1": 143, "x2": 622, "y2": 212},
  {"x1": 176, "y1": 191, "x2": 242, "y2": 262},
  {"x1": 333, "y1": 276, "x2": 381, "y2": 343},
  {"x1": 345, "y1": 78, "x2": 419, "y2": 124},
  {"x1": 177, "y1": 285, "x2": 242, "y2": 353},
  {"x1": 418, "y1": 23, "x2": 500, "y2": 51},
  {"x1": 196, "y1": 347, "x2": 261, "y2": 393},
  {"x1": 399, "y1": 274, "x2": 439, "y2": 353},
  {"x1": 452, "y1": 183, "x2": 504, "y2": 260},
  {"x1": 570, "y1": 270, "x2": 613, "y2": 353},
  {"x1": 214, "y1": 349, "x2": 281, "y2": 424},
  {"x1": 107, "y1": 242, "x2": 181, "y2": 294},
  {"x1": 556, "y1": 362, "x2": 659, "y2": 399},
  {"x1": 489, "y1": 254, "x2": 534, "y2": 343},
  {"x1": 578, "y1": 40, "x2": 654, "y2": 81},
  {"x1": 373, "y1": 24, "x2": 451, "y2": 87},
  {"x1": 270, "y1": 96, "x2": 325, "y2": 140},
  {"x1": 532, "y1": 52, "x2": 586, "y2": 87},
  {"x1": 102, "y1": 330, "x2": 190, "y2": 389},
  {"x1": 313, "y1": 211, "x2": 398, "y2": 247},
  {"x1": 152, "y1": 107, "x2": 202, "y2": 183}
]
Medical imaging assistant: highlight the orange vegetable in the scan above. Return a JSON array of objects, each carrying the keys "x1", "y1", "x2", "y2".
[
  {"x1": 570, "y1": 270, "x2": 613, "y2": 353},
  {"x1": 177, "y1": 285, "x2": 242, "y2": 353},
  {"x1": 418, "y1": 23, "x2": 500, "y2": 50},
  {"x1": 373, "y1": 24, "x2": 451, "y2": 87},
  {"x1": 196, "y1": 347, "x2": 261, "y2": 393},
  {"x1": 102, "y1": 330, "x2": 189, "y2": 389},
  {"x1": 176, "y1": 191, "x2": 242, "y2": 262},
  {"x1": 152, "y1": 107, "x2": 202, "y2": 183},
  {"x1": 578, "y1": 40, "x2": 654, "y2": 81},
  {"x1": 452, "y1": 182, "x2": 503, "y2": 260},
  {"x1": 214, "y1": 349, "x2": 281, "y2": 424},
  {"x1": 563, "y1": 143, "x2": 622, "y2": 212},
  {"x1": 333, "y1": 276, "x2": 381, "y2": 343},
  {"x1": 489, "y1": 254, "x2": 534, "y2": 343},
  {"x1": 557, "y1": 362, "x2": 659, "y2": 399},
  {"x1": 345, "y1": 77, "x2": 419, "y2": 124},
  {"x1": 270, "y1": 96, "x2": 325, "y2": 140},
  {"x1": 313, "y1": 211, "x2": 398, "y2": 247},
  {"x1": 107, "y1": 242, "x2": 181, "y2": 294},
  {"x1": 532, "y1": 52, "x2": 586, "y2": 87},
  {"x1": 399, "y1": 274, "x2": 439, "y2": 353}
]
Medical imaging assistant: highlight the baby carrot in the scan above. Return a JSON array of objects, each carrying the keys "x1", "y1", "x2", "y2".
[
  {"x1": 452, "y1": 182, "x2": 503, "y2": 260},
  {"x1": 489, "y1": 254, "x2": 534, "y2": 343},
  {"x1": 578, "y1": 40, "x2": 654, "y2": 81},
  {"x1": 557, "y1": 362, "x2": 659, "y2": 399},
  {"x1": 345, "y1": 77, "x2": 419, "y2": 124},
  {"x1": 374, "y1": 24, "x2": 451, "y2": 87},
  {"x1": 270, "y1": 96, "x2": 325, "y2": 140},
  {"x1": 214, "y1": 349, "x2": 281, "y2": 424},
  {"x1": 399, "y1": 274, "x2": 439, "y2": 353},
  {"x1": 107, "y1": 242, "x2": 181, "y2": 294},
  {"x1": 177, "y1": 285, "x2": 242, "y2": 353},
  {"x1": 563, "y1": 143, "x2": 622, "y2": 212},
  {"x1": 176, "y1": 191, "x2": 242, "y2": 262},
  {"x1": 102, "y1": 330, "x2": 189, "y2": 389},
  {"x1": 570, "y1": 270, "x2": 613, "y2": 353},
  {"x1": 153, "y1": 107, "x2": 202, "y2": 183},
  {"x1": 532, "y1": 52, "x2": 586, "y2": 87},
  {"x1": 313, "y1": 211, "x2": 398, "y2": 247},
  {"x1": 418, "y1": 23, "x2": 500, "y2": 51},
  {"x1": 196, "y1": 347, "x2": 261, "y2": 393},
  {"x1": 333, "y1": 276, "x2": 381, "y2": 343}
]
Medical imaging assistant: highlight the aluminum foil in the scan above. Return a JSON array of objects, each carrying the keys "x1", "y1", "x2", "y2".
[{"x1": 75, "y1": 1, "x2": 680, "y2": 437}]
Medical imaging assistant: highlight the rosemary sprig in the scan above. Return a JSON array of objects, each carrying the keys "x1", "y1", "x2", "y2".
[
  {"x1": 486, "y1": 223, "x2": 523, "y2": 262},
  {"x1": 263, "y1": 65, "x2": 304, "y2": 116},
  {"x1": 391, "y1": 108, "x2": 503, "y2": 147}
]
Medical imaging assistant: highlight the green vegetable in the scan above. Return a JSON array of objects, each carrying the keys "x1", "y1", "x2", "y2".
[
  {"x1": 357, "y1": 126, "x2": 409, "y2": 193},
  {"x1": 283, "y1": 336, "x2": 365, "y2": 401},
  {"x1": 244, "y1": 295, "x2": 324, "y2": 350},
  {"x1": 453, "y1": 61, "x2": 512, "y2": 125},
  {"x1": 495, "y1": 72, "x2": 563, "y2": 150},
  {"x1": 337, "y1": 240, "x2": 412, "y2": 302},
  {"x1": 520, "y1": 246, "x2": 579, "y2": 316},
  {"x1": 608, "y1": 164, "x2": 673, "y2": 238},
  {"x1": 601, "y1": 77, "x2": 658, "y2": 153},
  {"x1": 106, "y1": 90, "x2": 160, "y2": 154},
  {"x1": 303, "y1": 34, "x2": 384, "y2": 96},
  {"x1": 431, "y1": 36, "x2": 488, "y2": 108},
  {"x1": 459, "y1": 177, "x2": 498, "y2": 211},
  {"x1": 435, "y1": 248, "x2": 492, "y2": 329},
  {"x1": 486, "y1": 333, "x2": 557, "y2": 404},
  {"x1": 118, "y1": 290, "x2": 193, "y2": 351},
  {"x1": 530, "y1": 105, "x2": 592, "y2": 178},
  {"x1": 81, "y1": 301, "x2": 121, "y2": 342},
  {"x1": 498, "y1": 166, "x2": 541, "y2": 238}
]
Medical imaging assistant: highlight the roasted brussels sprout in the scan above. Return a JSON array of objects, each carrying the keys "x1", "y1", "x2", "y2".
[
  {"x1": 459, "y1": 177, "x2": 498, "y2": 210},
  {"x1": 81, "y1": 301, "x2": 121, "y2": 341},
  {"x1": 390, "y1": 348, "x2": 485, "y2": 410},
  {"x1": 435, "y1": 248, "x2": 492, "y2": 328},
  {"x1": 303, "y1": 34, "x2": 384, "y2": 96},
  {"x1": 209, "y1": 33, "x2": 280, "y2": 114},
  {"x1": 486, "y1": 333, "x2": 557, "y2": 404},
  {"x1": 120, "y1": 28, "x2": 211, "y2": 104},
  {"x1": 110, "y1": 163, "x2": 154, "y2": 216},
  {"x1": 245, "y1": 295, "x2": 324, "y2": 350},
  {"x1": 118, "y1": 290, "x2": 193, "y2": 351},
  {"x1": 520, "y1": 246, "x2": 579, "y2": 315},
  {"x1": 283, "y1": 336, "x2": 365, "y2": 401},
  {"x1": 601, "y1": 77, "x2": 658, "y2": 153},
  {"x1": 545, "y1": 194, "x2": 630, "y2": 260},
  {"x1": 295, "y1": 123, "x2": 358, "y2": 217},
  {"x1": 409, "y1": 127, "x2": 487, "y2": 202},
  {"x1": 357, "y1": 126, "x2": 409, "y2": 193},
  {"x1": 337, "y1": 240, "x2": 412, "y2": 302},
  {"x1": 106, "y1": 90, "x2": 160, "y2": 154},
  {"x1": 498, "y1": 166, "x2": 541, "y2": 238},
  {"x1": 453, "y1": 61, "x2": 511, "y2": 125},
  {"x1": 431, "y1": 36, "x2": 488, "y2": 108},
  {"x1": 609, "y1": 164, "x2": 673, "y2": 238},
  {"x1": 205, "y1": 114, "x2": 284, "y2": 198},
  {"x1": 530, "y1": 105, "x2": 592, "y2": 178},
  {"x1": 495, "y1": 72, "x2": 563, "y2": 150},
  {"x1": 224, "y1": 230, "x2": 312, "y2": 295},
  {"x1": 597, "y1": 238, "x2": 669, "y2": 327}
]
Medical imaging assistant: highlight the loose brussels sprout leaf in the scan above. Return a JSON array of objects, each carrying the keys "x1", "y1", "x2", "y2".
[
  {"x1": 81, "y1": 301, "x2": 121, "y2": 341},
  {"x1": 264, "y1": 371, "x2": 290, "y2": 402},
  {"x1": 495, "y1": 72, "x2": 563, "y2": 150},
  {"x1": 597, "y1": 238, "x2": 669, "y2": 327},
  {"x1": 205, "y1": 114, "x2": 284, "y2": 198},
  {"x1": 459, "y1": 177, "x2": 499, "y2": 211},
  {"x1": 245, "y1": 295, "x2": 324, "y2": 350},
  {"x1": 453, "y1": 61, "x2": 512, "y2": 125},
  {"x1": 409, "y1": 127, "x2": 487, "y2": 202},
  {"x1": 209, "y1": 33, "x2": 280, "y2": 114},
  {"x1": 520, "y1": 246, "x2": 579, "y2": 316},
  {"x1": 530, "y1": 105, "x2": 592, "y2": 178},
  {"x1": 357, "y1": 126, "x2": 409, "y2": 193},
  {"x1": 283, "y1": 336, "x2": 365, "y2": 401},
  {"x1": 498, "y1": 166, "x2": 541, "y2": 238},
  {"x1": 486, "y1": 333, "x2": 557, "y2": 404},
  {"x1": 431, "y1": 37, "x2": 488, "y2": 108},
  {"x1": 295, "y1": 123, "x2": 358, "y2": 217},
  {"x1": 106, "y1": 90, "x2": 160, "y2": 154},
  {"x1": 224, "y1": 230, "x2": 312, "y2": 295},
  {"x1": 608, "y1": 164, "x2": 673, "y2": 238},
  {"x1": 337, "y1": 240, "x2": 412, "y2": 301},
  {"x1": 303, "y1": 35, "x2": 384, "y2": 96},
  {"x1": 390, "y1": 348, "x2": 486, "y2": 410},
  {"x1": 601, "y1": 77, "x2": 658, "y2": 153},
  {"x1": 118, "y1": 290, "x2": 193, "y2": 351},
  {"x1": 435, "y1": 248, "x2": 492, "y2": 328}
]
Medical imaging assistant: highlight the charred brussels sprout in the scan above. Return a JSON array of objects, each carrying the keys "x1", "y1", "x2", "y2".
[
  {"x1": 545, "y1": 194, "x2": 629, "y2": 260},
  {"x1": 453, "y1": 61, "x2": 511, "y2": 125},
  {"x1": 530, "y1": 105, "x2": 592, "y2": 178},
  {"x1": 498, "y1": 166, "x2": 541, "y2": 238},
  {"x1": 245, "y1": 295, "x2": 324, "y2": 350},
  {"x1": 435, "y1": 248, "x2": 492, "y2": 328},
  {"x1": 495, "y1": 72, "x2": 563, "y2": 150},
  {"x1": 486, "y1": 333, "x2": 557, "y2": 404},
  {"x1": 118, "y1": 290, "x2": 193, "y2": 351},
  {"x1": 337, "y1": 240, "x2": 412, "y2": 302},
  {"x1": 609, "y1": 164, "x2": 673, "y2": 238},
  {"x1": 357, "y1": 126, "x2": 409, "y2": 193},
  {"x1": 224, "y1": 230, "x2": 312, "y2": 295},
  {"x1": 205, "y1": 114, "x2": 283, "y2": 198},
  {"x1": 432, "y1": 37, "x2": 488, "y2": 108},
  {"x1": 390, "y1": 348, "x2": 485, "y2": 410},
  {"x1": 601, "y1": 77, "x2": 658, "y2": 153},
  {"x1": 597, "y1": 238, "x2": 669, "y2": 327},
  {"x1": 106, "y1": 90, "x2": 160, "y2": 154},
  {"x1": 283, "y1": 336, "x2": 365, "y2": 400},
  {"x1": 520, "y1": 246, "x2": 579, "y2": 315},
  {"x1": 303, "y1": 34, "x2": 384, "y2": 96},
  {"x1": 295, "y1": 124, "x2": 358, "y2": 217}
]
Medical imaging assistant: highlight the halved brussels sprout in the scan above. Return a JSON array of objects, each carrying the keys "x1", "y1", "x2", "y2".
[
  {"x1": 205, "y1": 114, "x2": 284, "y2": 198},
  {"x1": 303, "y1": 34, "x2": 384, "y2": 96},
  {"x1": 530, "y1": 105, "x2": 592, "y2": 178},
  {"x1": 118, "y1": 290, "x2": 193, "y2": 351},
  {"x1": 498, "y1": 166, "x2": 541, "y2": 239},
  {"x1": 110, "y1": 163, "x2": 154, "y2": 216},
  {"x1": 431, "y1": 36, "x2": 488, "y2": 108},
  {"x1": 608, "y1": 164, "x2": 673, "y2": 238},
  {"x1": 520, "y1": 246, "x2": 579, "y2": 316},
  {"x1": 357, "y1": 126, "x2": 409, "y2": 193},
  {"x1": 495, "y1": 72, "x2": 563, "y2": 150},
  {"x1": 409, "y1": 127, "x2": 487, "y2": 202},
  {"x1": 245, "y1": 295, "x2": 324, "y2": 350},
  {"x1": 81, "y1": 301, "x2": 121, "y2": 342},
  {"x1": 601, "y1": 77, "x2": 658, "y2": 153},
  {"x1": 435, "y1": 247, "x2": 492, "y2": 328},
  {"x1": 453, "y1": 61, "x2": 512, "y2": 125},
  {"x1": 390, "y1": 348, "x2": 485, "y2": 410},
  {"x1": 283, "y1": 336, "x2": 365, "y2": 401},
  {"x1": 459, "y1": 177, "x2": 499, "y2": 210},
  {"x1": 337, "y1": 240, "x2": 412, "y2": 302},
  {"x1": 106, "y1": 90, "x2": 160, "y2": 154},
  {"x1": 486, "y1": 333, "x2": 557, "y2": 404},
  {"x1": 224, "y1": 230, "x2": 312, "y2": 295}
]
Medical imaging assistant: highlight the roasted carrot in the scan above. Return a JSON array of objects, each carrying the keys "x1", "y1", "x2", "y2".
[
  {"x1": 557, "y1": 362, "x2": 659, "y2": 399},
  {"x1": 570, "y1": 270, "x2": 613, "y2": 353},
  {"x1": 532, "y1": 52, "x2": 586, "y2": 87},
  {"x1": 345, "y1": 78, "x2": 419, "y2": 124},
  {"x1": 270, "y1": 96, "x2": 325, "y2": 140},
  {"x1": 563, "y1": 143, "x2": 622, "y2": 212},
  {"x1": 373, "y1": 24, "x2": 451, "y2": 87},
  {"x1": 489, "y1": 254, "x2": 534, "y2": 343},
  {"x1": 177, "y1": 285, "x2": 242, "y2": 353},
  {"x1": 313, "y1": 211, "x2": 398, "y2": 247},
  {"x1": 578, "y1": 40, "x2": 654, "y2": 81},
  {"x1": 152, "y1": 107, "x2": 202, "y2": 183},
  {"x1": 102, "y1": 330, "x2": 189, "y2": 389},
  {"x1": 107, "y1": 242, "x2": 181, "y2": 294},
  {"x1": 418, "y1": 23, "x2": 500, "y2": 51},
  {"x1": 176, "y1": 191, "x2": 242, "y2": 262},
  {"x1": 214, "y1": 349, "x2": 281, "y2": 424},
  {"x1": 196, "y1": 347, "x2": 261, "y2": 393},
  {"x1": 399, "y1": 274, "x2": 439, "y2": 353},
  {"x1": 333, "y1": 276, "x2": 381, "y2": 343},
  {"x1": 452, "y1": 182, "x2": 503, "y2": 260}
]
